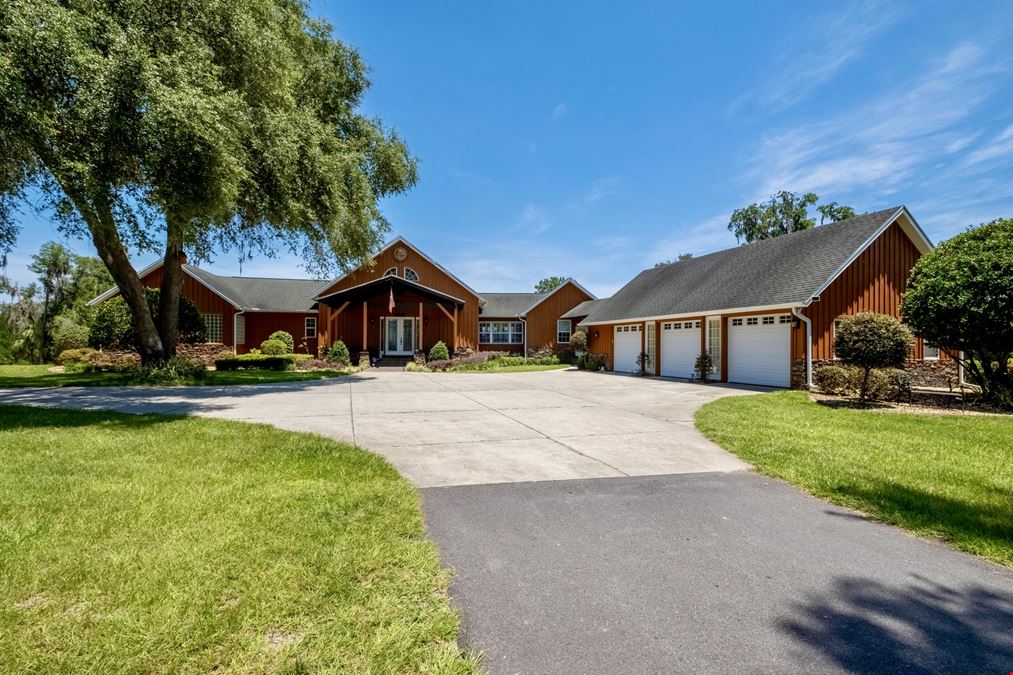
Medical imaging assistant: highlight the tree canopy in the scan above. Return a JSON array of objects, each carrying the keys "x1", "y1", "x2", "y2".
[
  {"x1": 901, "y1": 218, "x2": 1013, "y2": 407},
  {"x1": 655, "y1": 253, "x2": 693, "y2": 267},
  {"x1": 728, "y1": 191, "x2": 858, "y2": 243},
  {"x1": 535, "y1": 276, "x2": 566, "y2": 293},
  {"x1": 0, "y1": 0, "x2": 417, "y2": 363}
]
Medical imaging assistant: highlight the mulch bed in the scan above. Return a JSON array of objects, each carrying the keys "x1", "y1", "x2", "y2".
[{"x1": 809, "y1": 392, "x2": 1011, "y2": 417}]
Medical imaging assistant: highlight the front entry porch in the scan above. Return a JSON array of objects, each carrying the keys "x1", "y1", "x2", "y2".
[{"x1": 316, "y1": 276, "x2": 470, "y2": 360}]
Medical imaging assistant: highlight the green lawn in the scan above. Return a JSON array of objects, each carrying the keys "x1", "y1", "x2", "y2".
[
  {"x1": 0, "y1": 405, "x2": 477, "y2": 672},
  {"x1": 695, "y1": 391, "x2": 1013, "y2": 567},
  {"x1": 0, "y1": 364, "x2": 349, "y2": 388}
]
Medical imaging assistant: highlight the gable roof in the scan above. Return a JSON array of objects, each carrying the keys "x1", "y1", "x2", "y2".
[
  {"x1": 318, "y1": 235, "x2": 483, "y2": 303},
  {"x1": 184, "y1": 266, "x2": 323, "y2": 312},
  {"x1": 88, "y1": 262, "x2": 324, "y2": 312},
  {"x1": 581, "y1": 206, "x2": 932, "y2": 325},
  {"x1": 479, "y1": 292, "x2": 546, "y2": 317},
  {"x1": 479, "y1": 279, "x2": 597, "y2": 318}
]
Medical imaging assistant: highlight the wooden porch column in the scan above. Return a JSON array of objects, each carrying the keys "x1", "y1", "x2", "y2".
[
  {"x1": 436, "y1": 302, "x2": 458, "y2": 353},
  {"x1": 362, "y1": 301, "x2": 368, "y2": 353},
  {"x1": 452, "y1": 305, "x2": 458, "y2": 352},
  {"x1": 418, "y1": 301, "x2": 424, "y2": 352},
  {"x1": 329, "y1": 300, "x2": 349, "y2": 338}
]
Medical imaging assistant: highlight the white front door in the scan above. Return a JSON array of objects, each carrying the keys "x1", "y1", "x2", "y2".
[{"x1": 385, "y1": 317, "x2": 416, "y2": 356}]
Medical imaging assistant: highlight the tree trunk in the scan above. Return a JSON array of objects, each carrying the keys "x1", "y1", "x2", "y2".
[
  {"x1": 88, "y1": 206, "x2": 165, "y2": 365},
  {"x1": 859, "y1": 366, "x2": 872, "y2": 405},
  {"x1": 158, "y1": 232, "x2": 184, "y2": 360}
]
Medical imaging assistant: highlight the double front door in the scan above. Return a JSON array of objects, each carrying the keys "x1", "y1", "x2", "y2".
[{"x1": 385, "y1": 317, "x2": 416, "y2": 356}]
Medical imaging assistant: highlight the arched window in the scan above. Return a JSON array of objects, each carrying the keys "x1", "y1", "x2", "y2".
[
  {"x1": 382, "y1": 266, "x2": 397, "y2": 277},
  {"x1": 403, "y1": 267, "x2": 419, "y2": 282}
]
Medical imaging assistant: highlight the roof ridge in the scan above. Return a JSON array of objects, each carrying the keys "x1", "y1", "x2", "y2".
[{"x1": 185, "y1": 265, "x2": 323, "y2": 283}]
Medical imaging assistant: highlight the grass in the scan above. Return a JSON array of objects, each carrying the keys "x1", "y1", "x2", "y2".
[
  {"x1": 695, "y1": 391, "x2": 1013, "y2": 567},
  {"x1": 0, "y1": 405, "x2": 477, "y2": 672},
  {"x1": 0, "y1": 364, "x2": 350, "y2": 388}
]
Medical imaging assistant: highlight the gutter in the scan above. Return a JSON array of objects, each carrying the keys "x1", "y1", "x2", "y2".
[
  {"x1": 792, "y1": 306, "x2": 813, "y2": 389},
  {"x1": 520, "y1": 316, "x2": 528, "y2": 361}
]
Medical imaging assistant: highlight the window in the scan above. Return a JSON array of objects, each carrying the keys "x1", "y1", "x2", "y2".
[
  {"x1": 235, "y1": 314, "x2": 246, "y2": 345},
  {"x1": 746, "y1": 317, "x2": 758, "y2": 326},
  {"x1": 480, "y1": 321, "x2": 524, "y2": 344},
  {"x1": 403, "y1": 267, "x2": 419, "y2": 282},
  {"x1": 707, "y1": 317, "x2": 721, "y2": 375},
  {"x1": 205, "y1": 314, "x2": 223, "y2": 343},
  {"x1": 382, "y1": 266, "x2": 397, "y2": 277},
  {"x1": 731, "y1": 318, "x2": 743, "y2": 326},
  {"x1": 557, "y1": 319, "x2": 572, "y2": 343},
  {"x1": 304, "y1": 316, "x2": 317, "y2": 338},
  {"x1": 923, "y1": 342, "x2": 939, "y2": 360},
  {"x1": 779, "y1": 315, "x2": 791, "y2": 324},
  {"x1": 644, "y1": 321, "x2": 656, "y2": 372},
  {"x1": 762, "y1": 316, "x2": 775, "y2": 325}
]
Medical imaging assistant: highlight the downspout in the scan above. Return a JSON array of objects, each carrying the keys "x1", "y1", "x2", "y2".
[
  {"x1": 520, "y1": 316, "x2": 528, "y2": 361},
  {"x1": 792, "y1": 306, "x2": 812, "y2": 389},
  {"x1": 233, "y1": 309, "x2": 245, "y2": 355}
]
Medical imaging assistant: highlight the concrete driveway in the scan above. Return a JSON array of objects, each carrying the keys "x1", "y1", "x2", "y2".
[{"x1": 0, "y1": 368, "x2": 753, "y2": 487}]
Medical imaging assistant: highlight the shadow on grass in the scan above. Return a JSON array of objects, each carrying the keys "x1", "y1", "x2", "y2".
[
  {"x1": 0, "y1": 404, "x2": 178, "y2": 430},
  {"x1": 779, "y1": 575, "x2": 1013, "y2": 672}
]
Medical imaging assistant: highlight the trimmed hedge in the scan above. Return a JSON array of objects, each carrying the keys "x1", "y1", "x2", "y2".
[{"x1": 215, "y1": 355, "x2": 293, "y2": 372}]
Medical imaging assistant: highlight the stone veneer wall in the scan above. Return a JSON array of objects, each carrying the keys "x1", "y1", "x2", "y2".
[{"x1": 792, "y1": 358, "x2": 960, "y2": 390}]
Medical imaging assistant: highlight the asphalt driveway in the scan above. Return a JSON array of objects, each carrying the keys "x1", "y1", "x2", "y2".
[{"x1": 3, "y1": 369, "x2": 1011, "y2": 672}]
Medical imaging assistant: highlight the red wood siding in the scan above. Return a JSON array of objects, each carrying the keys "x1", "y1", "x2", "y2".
[
  {"x1": 525, "y1": 282, "x2": 595, "y2": 351},
  {"x1": 243, "y1": 312, "x2": 318, "y2": 355},
  {"x1": 801, "y1": 220, "x2": 923, "y2": 361},
  {"x1": 136, "y1": 266, "x2": 237, "y2": 347}
]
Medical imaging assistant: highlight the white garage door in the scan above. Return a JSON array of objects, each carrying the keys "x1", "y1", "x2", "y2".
[
  {"x1": 613, "y1": 324, "x2": 642, "y2": 373},
  {"x1": 728, "y1": 314, "x2": 792, "y2": 387},
  {"x1": 660, "y1": 320, "x2": 700, "y2": 379}
]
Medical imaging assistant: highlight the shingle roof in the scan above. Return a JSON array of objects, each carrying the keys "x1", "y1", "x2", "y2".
[
  {"x1": 561, "y1": 299, "x2": 604, "y2": 319},
  {"x1": 479, "y1": 292, "x2": 546, "y2": 317},
  {"x1": 184, "y1": 265, "x2": 323, "y2": 312},
  {"x1": 581, "y1": 207, "x2": 912, "y2": 324}
]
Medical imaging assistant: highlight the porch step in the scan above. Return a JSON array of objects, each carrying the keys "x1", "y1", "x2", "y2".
[{"x1": 375, "y1": 356, "x2": 414, "y2": 369}]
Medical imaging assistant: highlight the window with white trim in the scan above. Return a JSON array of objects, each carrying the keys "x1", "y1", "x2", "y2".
[
  {"x1": 557, "y1": 319, "x2": 572, "y2": 343},
  {"x1": 235, "y1": 314, "x2": 246, "y2": 345},
  {"x1": 382, "y1": 266, "x2": 397, "y2": 277},
  {"x1": 480, "y1": 321, "x2": 524, "y2": 344},
  {"x1": 923, "y1": 342, "x2": 939, "y2": 360},
  {"x1": 731, "y1": 318, "x2": 743, "y2": 326},
  {"x1": 746, "y1": 317, "x2": 758, "y2": 326},
  {"x1": 305, "y1": 316, "x2": 317, "y2": 338},
  {"x1": 762, "y1": 316, "x2": 775, "y2": 325},
  {"x1": 403, "y1": 267, "x2": 419, "y2": 282},
  {"x1": 205, "y1": 314, "x2": 223, "y2": 343},
  {"x1": 779, "y1": 315, "x2": 792, "y2": 324}
]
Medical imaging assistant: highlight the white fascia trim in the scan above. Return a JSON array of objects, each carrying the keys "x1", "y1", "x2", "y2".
[
  {"x1": 315, "y1": 236, "x2": 484, "y2": 304},
  {"x1": 86, "y1": 259, "x2": 166, "y2": 305},
  {"x1": 314, "y1": 274, "x2": 467, "y2": 306},
  {"x1": 804, "y1": 206, "x2": 933, "y2": 307},
  {"x1": 519, "y1": 279, "x2": 598, "y2": 317},
  {"x1": 579, "y1": 303, "x2": 797, "y2": 326}
]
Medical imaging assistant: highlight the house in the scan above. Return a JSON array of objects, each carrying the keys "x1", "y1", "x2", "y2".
[
  {"x1": 91, "y1": 236, "x2": 594, "y2": 360},
  {"x1": 577, "y1": 206, "x2": 953, "y2": 388}
]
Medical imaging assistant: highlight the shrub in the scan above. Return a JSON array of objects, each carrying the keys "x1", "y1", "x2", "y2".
[
  {"x1": 834, "y1": 313, "x2": 913, "y2": 403},
  {"x1": 866, "y1": 368, "x2": 902, "y2": 401},
  {"x1": 139, "y1": 356, "x2": 207, "y2": 383},
  {"x1": 58, "y1": 347, "x2": 98, "y2": 365},
  {"x1": 569, "y1": 329, "x2": 588, "y2": 353},
  {"x1": 577, "y1": 352, "x2": 606, "y2": 371},
  {"x1": 51, "y1": 317, "x2": 89, "y2": 354},
  {"x1": 294, "y1": 358, "x2": 344, "y2": 372},
  {"x1": 260, "y1": 339, "x2": 288, "y2": 355},
  {"x1": 88, "y1": 290, "x2": 206, "y2": 349},
  {"x1": 326, "y1": 340, "x2": 351, "y2": 366},
  {"x1": 268, "y1": 330, "x2": 294, "y2": 353},
  {"x1": 814, "y1": 365, "x2": 858, "y2": 395},
  {"x1": 694, "y1": 352, "x2": 714, "y2": 383},
  {"x1": 429, "y1": 341, "x2": 450, "y2": 362},
  {"x1": 215, "y1": 355, "x2": 292, "y2": 372},
  {"x1": 217, "y1": 349, "x2": 235, "y2": 360},
  {"x1": 404, "y1": 361, "x2": 429, "y2": 372}
]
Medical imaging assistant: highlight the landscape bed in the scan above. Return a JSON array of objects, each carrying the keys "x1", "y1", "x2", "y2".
[
  {"x1": 0, "y1": 405, "x2": 477, "y2": 672},
  {"x1": 0, "y1": 364, "x2": 351, "y2": 388},
  {"x1": 695, "y1": 391, "x2": 1013, "y2": 567}
]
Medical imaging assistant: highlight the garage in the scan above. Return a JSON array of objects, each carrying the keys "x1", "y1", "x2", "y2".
[
  {"x1": 613, "y1": 324, "x2": 642, "y2": 373},
  {"x1": 660, "y1": 320, "x2": 700, "y2": 379},
  {"x1": 727, "y1": 314, "x2": 792, "y2": 387}
]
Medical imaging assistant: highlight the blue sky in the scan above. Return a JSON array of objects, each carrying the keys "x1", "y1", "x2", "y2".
[{"x1": 6, "y1": 0, "x2": 1013, "y2": 296}]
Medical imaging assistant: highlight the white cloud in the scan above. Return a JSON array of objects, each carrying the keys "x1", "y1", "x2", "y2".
[
  {"x1": 513, "y1": 205, "x2": 552, "y2": 235},
  {"x1": 963, "y1": 124, "x2": 1013, "y2": 167},
  {"x1": 645, "y1": 214, "x2": 737, "y2": 266},
  {"x1": 552, "y1": 103, "x2": 568, "y2": 119},
  {"x1": 745, "y1": 42, "x2": 1000, "y2": 201},
  {"x1": 730, "y1": 0, "x2": 901, "y2": 114},
  {"x1": 583, "y1": 177, "x2": 619, "y2": 204}
]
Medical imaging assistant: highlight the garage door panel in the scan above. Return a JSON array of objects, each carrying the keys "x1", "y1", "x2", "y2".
[
  {"x1": 660, "y1": 321, "x2": 700, "y2": 379},
  {"x1": 613, "y1": 325, "x2": 642, "y2": 373},
  {"x1": 728, "y1": 315, "x2": 791, "y2": 387}
]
